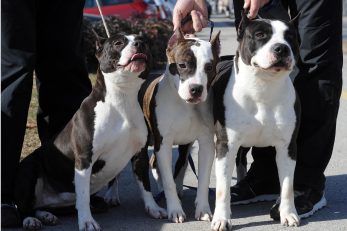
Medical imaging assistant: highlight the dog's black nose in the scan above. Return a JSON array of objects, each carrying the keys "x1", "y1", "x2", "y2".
[
  {"x1": 272, "y1": 43, "x2": 290, "y2": 57},
  {"x1": 133, "y1": 40, "x2": 143, "y2": 48},
  {"x1": 189, "y1": 84, "x2": 203, "y2": 97}
]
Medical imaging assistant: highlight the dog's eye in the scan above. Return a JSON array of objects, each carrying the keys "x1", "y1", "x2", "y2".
[
  {"x1": 205, "y1": 64, "x2": 213, "y2": 73},
  {"x1": 178, "y1": 63, "x2": 186, "y2": 69},
  {"x1": 255, "y1": 32, "x2": 266, "y2": 39},
  {"x1": 114, "y1": 41, "x2": 123, "y2": 46}
]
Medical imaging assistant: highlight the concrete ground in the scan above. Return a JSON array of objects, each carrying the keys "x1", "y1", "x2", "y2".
[{"x1": 5, "y1": 15, "x2": 347, "y2": 231}]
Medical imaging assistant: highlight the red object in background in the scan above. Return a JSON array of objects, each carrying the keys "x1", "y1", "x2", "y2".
[{"x1": 84, "y1": 0, "x2": 159, "y2": 19}]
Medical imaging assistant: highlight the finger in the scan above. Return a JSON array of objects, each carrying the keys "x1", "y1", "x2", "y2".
[
  {"x1": 191, "y1": 10, "x2": 203, "y2": 32},
  {"x1": 173, "y1": 9, "x2": 183, "y2": 31},
  {"x1": 196, "y1": 10, "x2": 208, "y2": 28},
  {"x1": 248, "y1": 1, "x2": 260, "y2": 18},
  {"x1": 181, "y1": 22, "x2": 195, "y2": 34},
  {"x1": 243, "y1": 0, "x2": 251, "y2": 10}
]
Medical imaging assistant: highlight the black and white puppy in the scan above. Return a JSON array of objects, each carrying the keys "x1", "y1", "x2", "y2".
[
  {"x1": 14, "y1": 33, "x2": 165, "y2": 231},
  {"x1": 138, "y1": 29, "x2": 220, "y2": 223},
  {"x1": 211, "y1": 13, "x2": 301, "y2": 230}
]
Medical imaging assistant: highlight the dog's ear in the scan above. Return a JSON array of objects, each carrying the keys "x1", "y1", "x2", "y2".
[
  {"x1": 91, "y1": 29, "x2": 107, "y2": 56},
  {"x1": 289, "y1": 11, "x2": 301, "y2": 25},
  {"x1": 167, "y1": 28, "x2": 185, "y2": 50},
  {"x1": 237, "y1": 10, "x2": 250, "y2": 41},
  {"x1": 210, "y1": 30, "x2": 221, "y2": 59}
]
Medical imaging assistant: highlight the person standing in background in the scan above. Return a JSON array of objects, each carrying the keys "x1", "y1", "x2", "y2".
[{"x1": 1, "y1": 0, "x2": 92, "y2": 227}]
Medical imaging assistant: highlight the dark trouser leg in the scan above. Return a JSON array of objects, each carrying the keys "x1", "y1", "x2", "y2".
[
  {"x1": 35, "y1": 0, "x2": 91, "y2": 143},
  {"x1": 291, "y1": 0, "x2": 342, "y2": 192},
  {"x1": 1, "y1": 0, "x2": 36, "y2": 203}
]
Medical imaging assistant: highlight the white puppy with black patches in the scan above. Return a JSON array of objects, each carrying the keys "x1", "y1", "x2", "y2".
[
  {"x1": 211, "y1": 13, "x2": 301, "y2": 230},
  {"x1": 138, "y1": 29, "x2": 220, "y2": 223}
]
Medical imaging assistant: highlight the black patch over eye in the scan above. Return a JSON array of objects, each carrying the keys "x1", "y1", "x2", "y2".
[
  {"x1": 178, "y1": 63, "x2": 186, "y2": 69},
  {"x1": 205, "y1": 63, "x2": 213, "y2": 73},
  {"x1": 255, "y1": 32, "x2": 266, "y2": 39},
  {"x1": 169, "y1": 63, "x2": 178, "y2": 75}
]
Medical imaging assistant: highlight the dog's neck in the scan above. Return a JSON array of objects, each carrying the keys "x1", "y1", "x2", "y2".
[{"x1": 102, "y1": 70, "x2": 144, "y2": 101}]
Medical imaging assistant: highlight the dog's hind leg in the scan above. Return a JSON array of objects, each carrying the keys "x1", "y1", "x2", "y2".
[
  {"x1": 98, "y1": 177, "x2": 121, "y2": 207},
  {"x1": 132, "y1": 146, "x2": 167, "y2": 219},
  {"x1": 149, "y1": 153, "x2": 164, "y2": 193},
  {"x1": 173, "y1": 143, "x2": 193, "y2": 198},
  {"x1": 235, "y1": 147, "x2": 250, "y2": 183},
  {"x1": 195, "y1": 135, "x2": 214, "y2": 221}
]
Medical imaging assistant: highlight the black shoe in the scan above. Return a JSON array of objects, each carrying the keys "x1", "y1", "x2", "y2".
[
  {"x1": 1, "y1": 202, "x2": 21, "y2": 228},
  {"x1": 230, "y1": 178, "x2": 279, "y2": 205},
  {"x1": 270, "y1": 188, "x2": 327, "y2": 220}
]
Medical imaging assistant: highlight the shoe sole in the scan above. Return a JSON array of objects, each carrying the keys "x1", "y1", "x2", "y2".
[
  {"x1": 231, "y1": 194, "x2": 279, "y2": 205},
  {"x1": 299, "y1": 195, "x2": 327, "y2": 219}
]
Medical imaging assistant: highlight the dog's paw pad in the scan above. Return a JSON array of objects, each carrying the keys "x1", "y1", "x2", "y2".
[
  {"x1": 211, "y1": 218, "x2": 232, "y2": 231},
  {"x1": 35, "y1": 211, "x2": 58, "y2": 225},
  {"x1": 79, "y1": 219, "x2": 101, "y2": 231},
  {"x1": 23, "y1": 217, "x2": 43, "y2": 230},
  {"x1": 281, "y1": 213, "x2": 300, "y2": 227}
]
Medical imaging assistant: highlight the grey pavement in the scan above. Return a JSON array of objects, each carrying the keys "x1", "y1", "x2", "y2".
[{"x1": 5, "y1": 15, "x2": 347, "y2": 231}]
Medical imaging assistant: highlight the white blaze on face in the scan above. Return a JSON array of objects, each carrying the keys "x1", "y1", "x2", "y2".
[
  {"x1": 177, "y1": 39, "x2": 213, "y2": 102},
  {"x1": 118, "y1": 35, "x2": 136, "y2": 66},
  {"x1": 251, "y1": 21, "x2": 294, "y2": 70}
]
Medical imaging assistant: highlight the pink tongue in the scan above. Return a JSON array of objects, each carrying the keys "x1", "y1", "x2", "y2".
[{"x1": 131, "y1": 53, "x2": 147, "y2": 61}]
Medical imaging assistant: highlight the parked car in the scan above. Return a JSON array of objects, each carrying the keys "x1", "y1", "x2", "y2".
[{"x1": 84, "y1": 0, "x2": 159, "y2": 20}]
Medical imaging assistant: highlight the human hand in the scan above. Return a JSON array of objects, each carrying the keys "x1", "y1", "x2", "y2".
[
  {"x1": 244, "y1": 0, "x2": 270, "y2": 19},
  {"x1": 172, "y1": 0, "x2": 208, "y2": 34}
]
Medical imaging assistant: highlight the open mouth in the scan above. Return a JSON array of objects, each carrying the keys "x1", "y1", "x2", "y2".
[
  {"x1": 117, "y1": 53, "x2": 148, "y2": 73},
  {"x1": 130, "y1": 53, "x2": 147, "y2": 62}
]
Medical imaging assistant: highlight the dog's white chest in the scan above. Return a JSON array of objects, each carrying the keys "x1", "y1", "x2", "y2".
[
  {"x1": 156, "y1": 83, "x2": 213, "y2": 144},
  {"x1": 224, "y1": 72, "x2": 296, "y2": 147},
  {"x1": 90, "y1": 96, "x2": 147, "y2": 193}
]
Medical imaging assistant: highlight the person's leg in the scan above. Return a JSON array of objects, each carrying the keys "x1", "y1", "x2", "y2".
[
  {"x1": 35, "y1": 0, "x2": 92, "y2": 143},
  {"x1": 270, "y1": 0, "x2": 343, "y2": 220},
  {"x1": 292, "y1": 0, "x2": 342, "y2": 194},
  {"x1": 1, "y1": 0, "x2": 36, "y2": 227}
]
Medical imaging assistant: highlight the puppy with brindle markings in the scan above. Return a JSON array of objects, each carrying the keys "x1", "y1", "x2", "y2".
[
  {"x1": 138, "y1": 29, "x2": 220, "y2": 223},
  {"x1": 211, "y1": 12, "x2": 301, "y2": 230},
  {"x1": 14, "y1": 33, "x2": 166, "y2": 231}
]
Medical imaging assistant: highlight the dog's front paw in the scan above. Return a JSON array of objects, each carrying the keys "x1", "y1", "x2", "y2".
[
  {"x1": 195, "y1": 203, "x2": 212, "y2": 221},
  {"x1": 145, "y1": 203, "x2": 167, "y2": 219},
  {"x1": 78, "y1": 217, "x2": 101, "y2": 231},
  {"x1": 211, "y1": 217, "x2": 232, "y2": 231},
  {"x1": 35, "y1": 210, "x2": 59, "y2": 225},
  {"x1": 280, "y1": 211, "x2": 300, "y2": 227},
  {"x1": 167, "y1": 205, "x2": 186, "y2": 223},
  {"x1": 23, "y1": 217, "x2": 42, "y2": 230}
]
